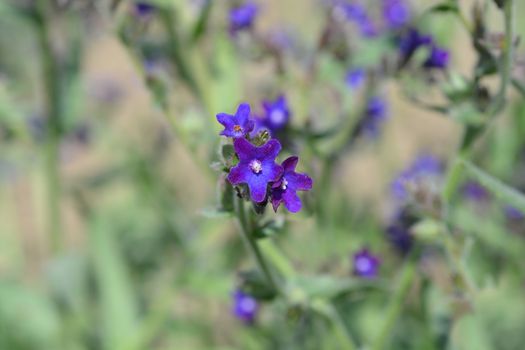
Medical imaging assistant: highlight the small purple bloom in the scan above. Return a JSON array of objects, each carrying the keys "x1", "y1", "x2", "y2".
[
  {"x1": 383, "y1": 0, "x2": 411, "y2": 29},
  {"x1": 227, "y1": 138, "x2": 283, "y2": 203},
  {"x1": 398, "y1": 28, "x2": 432, "y2": 64},
  {"x1": 216, "y1": 103, "x2": 255, "y2": 138},
  {"x1": 339, "y1": 3, "x2": 378, "y2": 38},
  {"x1": 391, "y1": 154, "x2": 442, "y2": 200},
  {"x1": 262, "y1": 95, "x2": 291, "y2": 131},
  {"x1": 134, "y1": 1, "x2": 155, "y2": 16},
  {"x1": 462, "y1": 181, "x2": 490, "y2": 202},
  {"x1": 359, "y1": 96, "x2": 389, "y2": 137},
  {"x1": 504, "y1": 206, "x2": 525, "y2": 221},
  {"x1": 386, "y1": 208, "x2": 417, "y2": 254},
  {"x1": 232, "y1": 290, "x2": 259, "y2": 324},
  {"x1": 353, "y1": 249, "x2": 381, "y2": 278},
  {"x1": 423, "y1": 45, "x2": 450, "y2": 69},
  {"x1": 345, "y1": 68, "x2": 366, "y2": 89},
  {"x1": 229, "y1": 2, "x2": 258, "y2": 34},
  {"x1": 271, "y1": 156, "x2": 313, "y2": 213}
]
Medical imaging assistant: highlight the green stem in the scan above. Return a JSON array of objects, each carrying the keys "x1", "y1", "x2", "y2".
[
  {"x1": 311, "y1": 299, "x2": 358, "y2": 350},
  {"x1": 235, "y1": 196, "x2": 278, "y2": 293},
  {"x1": 37, "y1": 2, "x2": 63, "y2": 253},
  {"x1": 372, "y1": 247, "x2": 420, "y2": 350}
]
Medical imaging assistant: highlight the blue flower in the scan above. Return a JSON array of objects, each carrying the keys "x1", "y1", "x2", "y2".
[
  {"x1": 358, "y1": 96, "x2": 389, "y2": 137},
  {"x1": 383, "y1": 0, "x2": 411, "y2": 29},
  {"x1": 397, "y1": 28, "x2": 432, "y2": 64},
  {"x1": 262, "y1": 95, "x2": 291, "y2": 132},
  {"x1": 232, "y1": 290, "x2": 259, "y2": 324},
  {"x1": 424, "y1": 45, "x2": 450, "y2": 69},
  {"x1": 391, "y1": 154, "x2": 443, "y2": 201},
  {"x1": 337, "y1": 2, "x2": 378, "y2": 38},
  {"x1": 134, "y1": 1, "x2": 155, "y2": 16},
  {"x1": 462, "y1": 181, "x2": 490, "y2": 202},
  {"x1": 345, "y1": 68, "x2": 366, "y2": 90},
  {"x1": 386, "y1": 208, "x2": 417, "y2": 254},
  {"x1": 353, "y1": 249, "x2": 381, "y2": 278},
  {"x1": 227, "y1": 138, "x2": 283, "y2": 203},
  {"x1": 229, "y1": 2, "x2": 258, "y2": 34},
  {"x1": 504, "y1": 206, "x2": 525, "y2": 221},
  {"x1": 216, "y1": 103, "x2": 255, "y2": 138},
  {"x1": 271, "y1": 156, "x2": 313, "y2": 213}
]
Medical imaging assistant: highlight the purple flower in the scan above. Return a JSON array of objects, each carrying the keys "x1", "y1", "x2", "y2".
[
  {"x1": 353, "y1": 249, "x2": 381, "y2": 278},
  {"x1": 227, "y1": 138, "x2": 283, "y2": 203},
  {"x1": 391, "y1": 154, "x2": 443, "y2": 200},
  {"x1": 462, "y1": 181, "x2": 490, "y2": 202},
  {"x1": 229, "y1": 2, "x2": 258, "y2": 34},
  {"x1": 262, "y1": 95, "x2": 291, "y2": 131},
  {"x1": 216, "y1": 103, "x2": 255, "y2": 138},
  {"x1": 423, "y1": 45, "x2": 450, "y2": 69},
  {"x1": 345, "y1": 68, "x2": 366, "y2": 89},
  {"x1": 134, "y1": 1, "x2": 155, "y2": 16},
  {"x1": 386, "y1": 208, "x2": 417, "y2": 254},
  {"x1": 232, "y1": 290, "x2": 259, "y2": 324},
  {"x1": 383, "y1": 0, "x2": 411, "y2": 29},
  {"x1": 397, "y1": 28, "x2": 432, "y2": 65},
  {"x1": 504, "y1": 206, "x2": 525, "y2": 221},
  {"x1": 337, "y1": 3, "x2": 378, "y2": 38},
  {"x1": 358, "y1": 96, "x2": 389, "y2": 137},
  {"x1": 271, "y1": 156, "x2": 313, "y2": 213}
]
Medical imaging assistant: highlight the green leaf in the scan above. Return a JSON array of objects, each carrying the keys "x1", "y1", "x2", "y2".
[
  {"x1": 90, "y1": 216, "x2": 138, "y2": 350},
  {"x1": 461, "y1": 159, "x2": 525, "y2": 213}
]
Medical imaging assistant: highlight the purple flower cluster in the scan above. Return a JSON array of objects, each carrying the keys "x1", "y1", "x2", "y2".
[
  {"x1": 352, "y1": 249, "x2": 381, "y2": 278},
  {"x1": 229, "y1": 2, "x2": 258, "y2": 35},
  {"x1": 391, "y1": 154, "x2": 443, "y2": 201},
  {"x1": 232, "y1": 289, "x2": 259, "y2": 324},
  {"x1": 398, "y1": 28, "x2": 450, "y2": 70},
  {"x1": 217, "y1": 102, "x2": 312, "y2": 213}
]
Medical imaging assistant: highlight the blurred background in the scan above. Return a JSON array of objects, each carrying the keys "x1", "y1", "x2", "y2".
[{"x1": 1, "y1": 0, "x2": 525, "y2": 349}]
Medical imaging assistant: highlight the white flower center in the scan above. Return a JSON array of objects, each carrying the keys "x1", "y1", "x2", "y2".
[
  {"x1": 356, "y1": 257, "x2": 371, "y2": 272},
  {"x1": 270, "y1": 109, "x2": 286, "y2": 125},
  {"x1": 281, "y1": 178, "x2": 288, "y2": 190},
  {"x1": 249, "y1": 160, "x2": 262, "y2": 174}
]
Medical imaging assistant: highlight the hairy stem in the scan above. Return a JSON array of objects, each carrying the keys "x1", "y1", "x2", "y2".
[
  {"x1": 235, "y1": 196, "x2": 278, "y2": 293},
  {"x1": 372, "y1": 247, "x2": 420, "y2": 350}
]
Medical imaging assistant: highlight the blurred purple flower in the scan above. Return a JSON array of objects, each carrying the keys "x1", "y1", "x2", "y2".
[
  {"x1": 216, "y1": 103, "x2": 255, "y2": 138},
  {"x1": 359, "y1": 96, "x2": 389, "y2": 137},
  {"x1": 462, "y1": 181, "x2": 490, "y2": 202},
  {"x1": 232, "y1": 290, "x2": 259, "y2": 324},
  {"x1": 262, "y1": 95, "x2": 291, "y2": 132},
  {"x1": 271, "y1": 156, "x2": 313, "y2": 213},
  {"x1": 398, "y1": 28, "x2": 432, "y2": 64},
  {"x1": 504, "y1": 206, "x2": 525, "y2": 221},
  {"x1": 345, "y1": 68, "x2": 366, "y2": 89},
  {"x1": 336, "y1": 2, "x2": 378, "y2": 38},
  {"x1": 134, "y1": 1, "x2": 155, "y2": 16},
  {"x1": 386, "y1": 208, "x2": 417, "y2": 254},
  {"x1": 423, "y1": 45, "x2": 450, "y2": 69},
  {"x1": 229, "y1": 2, "x2": 258, "y2": 34},
  {"x1": 227, "y1": 138, "x2": 283, "y2": 203},
  {"x1": 353, "y1": 249, "x2": 381, "y2": 278},
  {"x1": 383, "y1": 0, "x2": 411, "y2": 29},
  {"x1": 391, "y1": 154, "x2": 443, "y2": 200}
]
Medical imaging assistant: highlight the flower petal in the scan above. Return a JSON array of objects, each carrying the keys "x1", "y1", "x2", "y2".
[
  {"x1": 260, "y1": 139, "x2": 282, "y2": 160},
  {"x1": 264, "y1": 161, "x2": 283, "y2": 182},
  {"x1": 233, "y1": 137, "x2": 256, "y2": 161},
  {"x1": 281, "y1": 156, "x2": 298, "y2": 172},
  {"x1": 271, "y1": 188, "x2": 284, "y2": 212},
  {"x1": 216, "y1": 113, "x2": 235, "y2": 127},
  {"x1": 235, "y1": 103, "x2": 251, "y2": 124},
  {"x1": 248, "y1": 176, "x2": 268, "y2": 203},
  {"x1": 283, "y1": 189, "x2": 302, "y2": 213},
  {"x1": 227, "y1": 164, "x2": 249, "y2": 185},
  {"x1": 287, "y1": 172, "x2": 313, "y2": 191}
]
